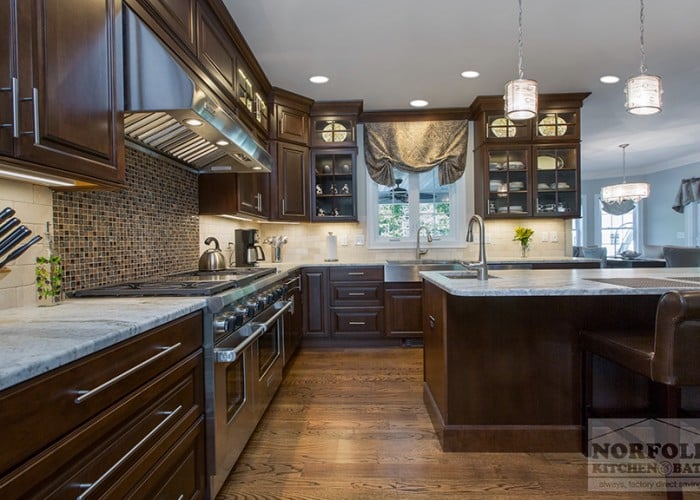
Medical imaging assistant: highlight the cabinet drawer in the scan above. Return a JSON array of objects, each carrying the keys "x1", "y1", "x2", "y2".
[
  {"x1": 331, "y1": 309, "x2": 384, "y2": 337},
  {"x1": 330, "y1": 282, "x2": 384, "y2": 306},
  {"x1": 329, "y1": 266, "x2": 384, "y2": 282},
  {"x1": 0, "y1": 311, "x2": 203, "y2": 474},
  {"x1": 0, "y1": 351, "x2": 204, "y2": 498}
]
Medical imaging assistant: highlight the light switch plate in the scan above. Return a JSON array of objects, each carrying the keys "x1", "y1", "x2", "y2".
[
  {"x1": 339, "y1": 234, "x2": 349, "y2": 246},
  {"x1": 549, "y1": 231, "x2": 559, "y2": 242},
  {"x1": 355, "y1": 234, "x2": 365, "y2": 246},
  {"x1": 541, "y1": 232, "x2": 549, "y2": 242}
]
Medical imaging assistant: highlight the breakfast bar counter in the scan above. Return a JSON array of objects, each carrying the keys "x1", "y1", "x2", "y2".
[{"x1": 419, "y1": 267, "x2": 700, "y2": 453}]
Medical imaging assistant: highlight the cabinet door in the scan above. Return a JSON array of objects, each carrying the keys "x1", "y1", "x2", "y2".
[
  {"x1": 275, "y1": 141, "x2": 309, "y2": 221},
  {"x1": 0, "y1": 0, "x2": 15, "y2": 157},
  {"x1": 384, "y1": 285, "x2": 423, "y2": 338},
  {"x1": 198, "y1": 173, "x2": 237, "y2": 214},
  {"x1": 14, "y1": 0, "x2": 124, "y2": 184},
  {"x1": 142, "y1": 0, "x2": 196, "y2": 51},
  {"x1": 275, "y1": 104, "x2": 309, "y2": 145},
  {"x1": 197, "y1": 2, "x2": 235, "y2": 98},
  {"x1": 483, "y1": 146, "x2": 530, "y2": 217},
  {"x1": 312, "y1": 149, "x2": 357, "y2": 222},
  {"x1": 237, "y1": 173, "x2": 270, "y2": 218},
  {"x1": 302, "y1": 267, "x2": 329, "y2": 337},
  {"x1": 422, "y1": 281, "x2": 447, "y2": 416}
]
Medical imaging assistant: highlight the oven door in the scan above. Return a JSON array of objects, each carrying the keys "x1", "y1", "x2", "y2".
[
  {"x1": 210, "y1": 323, "x2": 263, "y2": 495},
  {"x1": 252, "y1": 300, "x2": 292, "y2": 420}
]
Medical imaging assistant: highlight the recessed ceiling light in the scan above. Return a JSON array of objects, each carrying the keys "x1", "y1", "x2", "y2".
[
  {"x1": 309, "y1": 75, "x2": 329, "y2": 84},
  {"x1": 184, "y1": 118, "x2": 203, "y2": 126},
  {"x1": 215, "y1": 140, "x2": 229, "y2": 146},
  {"x1": 461, "y1": 70, "x2": 480, "y2": 79},
  {"x1": 410, "y1": 99, "x2": 429, "y2": 108},
  {"x1": 600, "y1": 75, "x2": 620, "y2": 84}
]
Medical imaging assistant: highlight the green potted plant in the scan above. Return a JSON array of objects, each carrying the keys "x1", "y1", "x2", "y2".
[{"x1": 513, "y1": 226, "x2": 534, "y2": 258}]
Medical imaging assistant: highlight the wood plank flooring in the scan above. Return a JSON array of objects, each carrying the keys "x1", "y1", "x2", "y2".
[{"x1": 216, "y1": 347, "x2": 688, "y2": 499}]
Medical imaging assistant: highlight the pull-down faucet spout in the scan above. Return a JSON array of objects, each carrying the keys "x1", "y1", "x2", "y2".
[
  {"x1": 416, "y1": 226, "x2": 433, "y2": 260},
  {"x1": 466, "y1": 214, "x2": 488, "y2": 280}
]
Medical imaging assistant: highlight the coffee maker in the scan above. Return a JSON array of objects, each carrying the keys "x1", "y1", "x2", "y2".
[{"x1": 234, "y1": 229, "x2": 265, "y2": 267}]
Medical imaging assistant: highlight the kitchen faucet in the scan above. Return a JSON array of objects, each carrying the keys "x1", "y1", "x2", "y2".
[
  {"x1": 466, "y1": 214, "x2": 488, "y2": 280},
  {"x1": 416, "y1": 226, "x2": 433, "y2": 260}
]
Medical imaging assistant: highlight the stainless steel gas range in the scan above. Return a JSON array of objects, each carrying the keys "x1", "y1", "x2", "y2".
[{"x1": 74, "y1": 267, "x2": 294, "y2": 497}]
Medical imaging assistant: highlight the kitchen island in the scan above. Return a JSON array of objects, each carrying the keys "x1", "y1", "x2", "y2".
[{"x1": 420, "y1": 267, "x2": 700, "y2": 453}]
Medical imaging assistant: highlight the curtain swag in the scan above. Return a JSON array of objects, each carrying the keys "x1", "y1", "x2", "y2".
[
  {"x1": 363, "y1": 120, "x2": 468, "y2": 187},
  {"x1": 672, "y1": 177, "x2": 700, "y2": 213},
  {"x1": 601, "y1": 199, "x2": 636, "y2": 215}
]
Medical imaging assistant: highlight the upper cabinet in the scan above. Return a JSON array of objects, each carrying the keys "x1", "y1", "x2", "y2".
[
  {"x1": 270, "y1": 89, "x2": 311, "y2": 146},
  {"x1": 310, "y1": 101, "x2": 362, "y2": 222},
  {"x1": 140, "y1": 0, "x2": 196, "y2": 51},
  {"x1": 470, "y1": 93, "x2": 589, "y2": 219},
  {"x1": 0, "y1": 0, "x2": 124, "y2": 187}
]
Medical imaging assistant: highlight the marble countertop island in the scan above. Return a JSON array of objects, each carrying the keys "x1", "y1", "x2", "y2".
[{"x1": 422, "y1": 266, "x2": 700, "y2": 296}]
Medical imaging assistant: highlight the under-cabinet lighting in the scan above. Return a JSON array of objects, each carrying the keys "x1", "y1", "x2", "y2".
[
  {"x1": 0, "y1": 168, "x2": 75, "y2": 187},
  {"x1": 217, "y1": 214, "x2": 253, "y2": 222}
]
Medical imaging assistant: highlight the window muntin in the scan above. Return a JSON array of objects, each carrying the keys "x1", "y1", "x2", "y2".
[{"x1": 600, "y1": 206, "x2": 637, "y2": 257}]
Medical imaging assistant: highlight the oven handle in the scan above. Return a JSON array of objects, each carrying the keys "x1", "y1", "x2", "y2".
[
  {"x1": 214, "y1": 323, "x2": 265, "y2": 364},
  {"x1": 254, "y1": 300, "x2": 292, "y2": 332}
]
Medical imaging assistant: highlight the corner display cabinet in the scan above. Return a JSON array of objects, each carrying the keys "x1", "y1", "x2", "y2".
[
  {"x1": 470, "y1": 93, "x2": 589, "y2": 219},
  {"x1": 310, "y1": 101, "x2": 362, "y2": 222}
]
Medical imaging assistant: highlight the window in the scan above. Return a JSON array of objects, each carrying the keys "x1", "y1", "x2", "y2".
[
  {"x1": 367, "y1": 167, "x2": 465, "y2": 248},
  {"x1": 599, "y1": 204, "x2": 640, "y2": 257}
]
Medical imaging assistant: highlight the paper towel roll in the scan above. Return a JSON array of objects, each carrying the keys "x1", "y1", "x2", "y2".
[{"x1": 325, "y1": 232, "x2": 338, "y2": 261}]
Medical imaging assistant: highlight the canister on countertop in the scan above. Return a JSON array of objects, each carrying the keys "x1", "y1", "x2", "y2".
[{"x1": 325, "y1": 232, "x2": 338, "y2": 262}]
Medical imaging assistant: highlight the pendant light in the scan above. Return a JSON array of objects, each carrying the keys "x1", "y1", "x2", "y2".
[
  {"x1": 624, "y1": 0, "x2": 662, "y2": 115},
  {"x1": 504, "y1": 0, "x2": 538, "y2": 120},
  {"x1": 600, "y1": 144, "x2": 650, "y2": 203}
]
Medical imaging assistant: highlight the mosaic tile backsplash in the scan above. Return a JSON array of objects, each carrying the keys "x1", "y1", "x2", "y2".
[{"x1": 53, "y1": 147, "x2": 200, "y2": 292}]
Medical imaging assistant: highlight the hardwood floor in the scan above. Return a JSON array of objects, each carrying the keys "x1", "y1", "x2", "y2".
[{"x1": 216, "y1": 347, "x2": 685, "y2": 499}]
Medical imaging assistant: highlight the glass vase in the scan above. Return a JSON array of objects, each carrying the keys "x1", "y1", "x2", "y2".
[
  {"x1": 36, "y1": 255, "x2": 64, "y2": 306},
  {"x1": 520, "y1": 243, "x2": 530, "y2": 258}
]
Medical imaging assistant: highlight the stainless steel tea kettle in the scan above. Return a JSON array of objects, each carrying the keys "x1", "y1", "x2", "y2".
[{"x1": 199, "y1": 237, "x2": 227, "y2": 271}]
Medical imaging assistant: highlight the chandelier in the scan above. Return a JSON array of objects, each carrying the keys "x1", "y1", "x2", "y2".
[
  {"x1": 504, "y1": 0, "x2": 538, "y2": 120},
  {"x1": 624, "y1": 0, "x2": 662, "y2": 115},
  {"x1": 600, "y1": 144, "x2": 650, "y2": 203}
]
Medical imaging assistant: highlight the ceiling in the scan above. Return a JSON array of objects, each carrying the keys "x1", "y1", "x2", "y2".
[{"x1": 223, "y1": 0, "x2": 700, "y2": 180}]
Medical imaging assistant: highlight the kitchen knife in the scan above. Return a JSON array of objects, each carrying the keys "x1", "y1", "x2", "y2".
[
  {"x1": 0, "y1": 207, "x2": 15, "y2": 224},
  {"x1": 0, "y1": 235, "x2": 42, "y2": 269},
  {"x1": 0, "y1": 217, "x2": 20, "y2": 238},
  {"x1": 0, "y1": 226, "x2": 31, "y2": 257}
]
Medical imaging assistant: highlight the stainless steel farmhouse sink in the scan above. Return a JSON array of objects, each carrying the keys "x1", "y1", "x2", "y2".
[
  {"x1": 384, "y1": 260, "x2": 469, "y2": 282},
  {"x1": 439, "y1": 270, "x2": 497, "y2": 279}
]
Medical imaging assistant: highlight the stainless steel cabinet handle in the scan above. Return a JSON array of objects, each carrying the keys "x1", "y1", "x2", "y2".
[
  {"x1": 0, "y1": 77, "x2": 19, "y2": 137},
  {"x1": 348, "y1": 292, "x2": 366, "y2": 296},
  {"x1": 428, "y1": 315, "x2": 436, "y2": 330},
  {"x1": 258, "y1": 300, "x2": 293, "y2": 330},
  {"x1": 76, "y1": 405, "x2": 183, "y2": 499},
  {"x1": 256, "y1": 193, "x2": 262, "y2": 212},
  {"x1": 31, "y1": 87, "x2": 39, "y2": 143},
  {"x1": 281, "y1": 198, "x2": 285, "y2": 215},
  {"x1": 348, "y1": 321, "x2": 366, "y2": 326},
  {"x1": 74, "y1": 343, "x2": 181, "y2": 404},
  {"x1": 347, "y1": 272, "x2": 365, "y2": 276}
]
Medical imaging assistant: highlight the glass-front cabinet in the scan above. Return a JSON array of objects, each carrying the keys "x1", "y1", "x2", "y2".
[
  {"x1": 470, "y1": 93, "x2": 589, "y2": 219},
  {"x1": 312, "y1": 149, "x2": 356, "y2": 221}
]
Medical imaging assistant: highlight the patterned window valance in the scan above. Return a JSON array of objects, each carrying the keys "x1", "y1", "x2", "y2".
[
  {"x1": 672, "y1": 177, "x2": 700, "y2": 213},
  {"x1": 363, "y1": 120, "x2": 468, "y2": 187},
  {"x1": 601, "y1": 199, "x2": 636, "y2": 215}
]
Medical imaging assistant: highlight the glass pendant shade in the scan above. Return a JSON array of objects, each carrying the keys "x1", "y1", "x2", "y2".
[
  {"x1": 600, "y1": 182, "x2": 650, "y2": 203},
  {"x1": 504, "y1": 79, "x2": 538, "y2": 120},
  {"x1": 625, "y1": 74, "x2": 662, "y2": 115}
]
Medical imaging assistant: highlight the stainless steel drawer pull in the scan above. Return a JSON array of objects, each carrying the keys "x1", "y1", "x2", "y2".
[
  {"x1": 0, "y1": 78, "x2": 19, "y2": 137},
  {"x1": 31, "y1": 88, "x2": 39, "y2": 143},
  {"x1": 347, "y1": 272, "x2": 365, "y2": 276},
  {"x1": 76, "y1": 405, "x2": 183, "y2": 499},
  {"x1": 74, "y1": 343, "x2": 182, "y2": 404},
  {"x1": 428, "y1": 315, "x2": 436, "y2": 330},
  {"x1": 348, "y1": 321, "x2": 366, "y2": 326},
  {"x1": 348, "y1": 292, "x2": 366, "y2": 296}
]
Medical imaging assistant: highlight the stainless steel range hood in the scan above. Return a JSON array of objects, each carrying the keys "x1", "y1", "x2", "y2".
[{"x1": 123, "y1": 8, "x2": 272, "y2": 174}]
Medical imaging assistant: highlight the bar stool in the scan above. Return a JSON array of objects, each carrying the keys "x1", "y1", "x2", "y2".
[{"x1": 581, "y1": 290, "x2": 700, "y2": 499}]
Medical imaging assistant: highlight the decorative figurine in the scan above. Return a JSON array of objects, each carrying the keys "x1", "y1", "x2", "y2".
[
  {"x1": 332, "y1": 208, "x2": 340, "y2": 216},
  {"x1": 341, "y1": 183, "x2": 350, "y2": 194},
  {"x1": 329, "y1": 183, "x2": 338, "y2": 194},
  {"x1": 317, "y1": 207, "x2": 325, "y2": 216},
  {"x1": 315, "y1": 184, "x2": 323, "y2": 195}
]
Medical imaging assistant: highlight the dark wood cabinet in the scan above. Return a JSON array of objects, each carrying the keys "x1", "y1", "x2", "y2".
[
  {"x1": 302, "y1": 267, "x2": 329, "y2": 338},
  {"x1": 311, "y1": 148, "x2": 357, "y2": 221},
  {"x1": 0, "y1": 0, "x2": 124, "y2": 187},
  {"x1": 384, "y1": 283, "x2": 423, "y2": 338},
  {"x1": 272, "y1": 140, "x2": 309, "y2": 221},
  {"x1": 470, "y1": 93, "x2": 588, "y2": 219},
  {"x1": 273, "y1": 104, "x2": 309, "y2": 145},
  {"x1": 238, "y1": 172, "x2": 270, "y2": 218},
  {"x1": 197, "y1": 1, "x2": 235, "y2": 95},
  {"x1": 0, "y1": 312, "x2": 206, "y2": 498},
  {"x1": 329, "y1": 266, "x2": 384, "y2": 339},
  {"x1": 141, "y1": 0, "x2": 196, "y2": 51}
]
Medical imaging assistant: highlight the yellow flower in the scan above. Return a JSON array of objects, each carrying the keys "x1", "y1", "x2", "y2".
[{"x1": 513, "y1": 226, "x2": 534, "y2": 245}]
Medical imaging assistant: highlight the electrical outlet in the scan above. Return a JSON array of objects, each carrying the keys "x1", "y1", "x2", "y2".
[
  {"x1": 339, "y1": 234, "x2": 348, "y2": 246},
  {"x1": 355, "y1": 234, "x2": 365, "y2": 246},
  {"x1": 549, "y1": 231, "x2": 559, "y2": 242},
  {"x1": 541, "y1": 232, "x2": 549, "y2": 242}
]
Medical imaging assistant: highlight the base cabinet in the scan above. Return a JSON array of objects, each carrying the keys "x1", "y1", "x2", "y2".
[
  {"x1": 302, "y1": 267, "x2": 329, "y2": 337},
  {"x1": 0, "y1": 312, "x2": 206, "y2": 498},
  {"x1": 384, "y1": 283, "x2": 423, "y2": 338}
]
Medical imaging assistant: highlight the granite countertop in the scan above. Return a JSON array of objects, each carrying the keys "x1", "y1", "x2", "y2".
[
  {"x1": 421, "y1": 267, "x2": 700, "y2": 297},
  {"x1": 0, "y1": 297, "x2": 207, "y2": 392}
]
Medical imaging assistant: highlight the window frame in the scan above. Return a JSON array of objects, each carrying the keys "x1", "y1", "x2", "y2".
[
  {"x1": 366, "y1": 167, "x2": 467, "y2": 249},
  {"x1": 595, "y1": 194, "x2": 644, "y2": 257}
]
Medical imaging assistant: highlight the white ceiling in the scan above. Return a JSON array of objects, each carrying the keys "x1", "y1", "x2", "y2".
[{"x1": 223, "y1": 0, "x2": 700, "y2": 180}]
